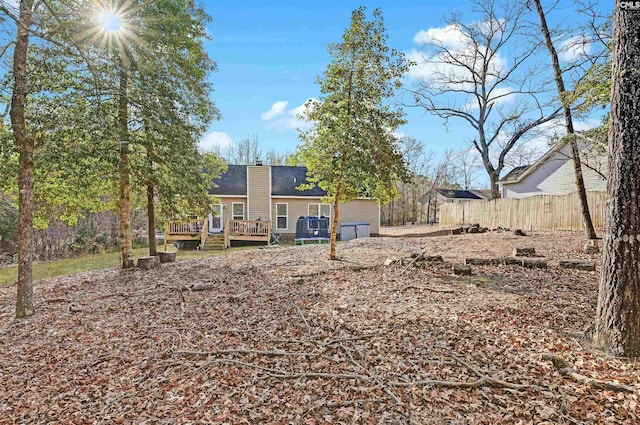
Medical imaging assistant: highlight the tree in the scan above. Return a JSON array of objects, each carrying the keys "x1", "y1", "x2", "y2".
[
  {"x1": 5, "y1": 0, "x2": 35, "y2": 317},
  {"x1": 594, "y1": 2, "x2": 640, "y2": 357},
  {"x1": 297, "y1": 7, "x2": 409, "y2": 259},
  {"x1": 407, "y1": 0, "x2": 560, "y2": 199},
  {"x1": 227, "y1": 135, "x2": 262, "y2": 164},
  {"x1": 532, "y1": 0, "x2": 597, "y2": 239}
]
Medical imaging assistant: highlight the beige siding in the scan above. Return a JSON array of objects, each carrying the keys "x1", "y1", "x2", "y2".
[
  {"x1": 247, "y1": 166, "x2": 271, "y2": 221},
  {"x1": 339, "y1": 199, "x2": 380, "y2": 234},
  {"x1": 270, "y1": 198, "x2": 379, "y2": 235},
  {"x1": 218, "y1": 197, "x2": 247, "y2": 227}
]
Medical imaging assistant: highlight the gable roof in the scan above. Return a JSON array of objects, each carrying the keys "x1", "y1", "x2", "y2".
[
  {"x1": 500, "y1": 165, "x2": 530, "y2": 183},
  {"x1": 437, "y1": 189, "x2": 483, "y2": 199},
  {"x1": 208, "y1": 165, "x2": 248, "y2": 195},
  {"x1": 271, "y1": 166, "x2": 327, "y2": 197},
  {"x1": 208, "y1": 164, "x2": 327, "y2": 197}
]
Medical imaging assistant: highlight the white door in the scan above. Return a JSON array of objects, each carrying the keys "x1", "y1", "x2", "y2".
[{"x1": 209, "y1": 204, "x2": 223, "y2": 233}]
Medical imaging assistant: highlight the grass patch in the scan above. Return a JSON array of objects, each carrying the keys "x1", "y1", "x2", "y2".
[{"x1": 0, "y1": 246, "x2": 252, "y2": 287}]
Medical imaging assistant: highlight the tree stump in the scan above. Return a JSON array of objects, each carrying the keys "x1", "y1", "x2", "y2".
[
  {"x1": 137, "y1": 256, "x2": 161, "y2": 270},
  {"x1": 158, "y1": 251, "x2": 176, "y2": 263},
  {"x1": 453, "y1": 264, "x2": 472, "y2": 275},
  {"x1": 584, "y1": 244, "x2": 600, "y2": 254},
  {"x1": 559, "y1": 260, "x2": 596, "y2": 271},
  {"x1": 513, "y1": 247, "x2": 536, "y2": 257},
  {"x1": 522, "y1": 258, "x2": 547, "y2": 269}
]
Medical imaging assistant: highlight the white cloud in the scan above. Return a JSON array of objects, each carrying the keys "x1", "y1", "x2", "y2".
[
  {"x1": 264, "y1": 98, "x2": 317, "y2": 132},
  {"x1": 408, "y1": 23, "x2": 508, "y2": 89},
  {"x1": 413, "y1": 24, "x2": 466, "y2": 49},
  {"x1": 558, "y1": 35, "x2": 592, "y2": 63},
  {"x1": 261, "y1": 101, "x2": 288, "y2": 121},
  {"x1": 199, "y1": 131, "x2": 233, "y2": 152}
]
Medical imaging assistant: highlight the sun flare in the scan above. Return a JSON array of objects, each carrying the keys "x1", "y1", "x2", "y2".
[{"x1": 98, "y1": 11, "x2": 122, "y2": 33}]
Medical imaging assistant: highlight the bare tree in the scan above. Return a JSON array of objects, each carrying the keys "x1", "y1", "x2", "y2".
[
  {"x1": 594, "y1": 1, "x2": 640, "y2": 356},
  {"x1": 452, "y1": 148, "x2": 482, "y2": 190},
  {"x1": 532, "y1": 0, "x2": 596, "y2": 239},
  {"x1": 227, "y1": 134, "x2": 262, "y2": 165},
  {"x1": 406, "y1": 0, "x2": 560, "y2": 199}
]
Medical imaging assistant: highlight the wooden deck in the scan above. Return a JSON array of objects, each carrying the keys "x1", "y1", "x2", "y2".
[{"x1": 164, "y1": 219, "x2": 271, "y2": 250}]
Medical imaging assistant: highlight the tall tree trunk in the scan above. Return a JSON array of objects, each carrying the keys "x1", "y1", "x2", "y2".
[
  {"x1": 118, "y1": 63, "x2": 134, "y2": 270},
  {"x1": 11, "y1": 0, "x2": 35, "y2": 319},
  {"x1": 534, "y1": 0, "x2": 597, "y2": 240},
  {"x1": 330, "y1": 182, "x2": 341, "y2": 260},
  {"x1": 490, "y1": 171, "x2": 500, "y2": 200},
  {"x1": 594, "y1": 3, "x2": 640, "y2": 356},
  {"x1": 147, "y1": 183, "x2": 156, "y2": 256}
]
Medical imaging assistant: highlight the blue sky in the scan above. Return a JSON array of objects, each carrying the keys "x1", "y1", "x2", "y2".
[
  {"x1": 198, "y1": 0, "x2": 612, "y2": 178},
  {"x1": 199, "y1": 0, "x2": 466, "y2": 157}
]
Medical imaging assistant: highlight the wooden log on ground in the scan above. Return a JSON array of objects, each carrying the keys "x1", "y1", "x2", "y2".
[
  {"x1": 559, "y1": 260, "x2": 596, "y2": 271},
  {"x1": 423, "y1": 255, "x2": 444, "y2": 263},
  {"x1": 453, "y1": 264, "x2": 472, "y2": 275},
  {"x1": 468, "y1": 227, "x2": 479, "y2": 234},
  {"x1": 137, "y1": 256, "x2": 161, "y2": 270},
  {"x1": 450, "y1": 227, "x2": 463, "y2": 235},
  {"x1": 492, "y1": 257, "x2": 523, "y2": 266},
  {"x1": 465, "y1": 258, "x2": 493, "y2": 265},
  {"x1": 513, "y1": 229, "x2": 526, "y2": 236},
  {"x1": 158, "y1": 251, "x2": 176, "y2": 263},
  {"x1": 513, "y1": 247, "x2": 536, "y2": 257},
  {"x1": 522, "y1": 258, "x2": 548, "y2": 269}
]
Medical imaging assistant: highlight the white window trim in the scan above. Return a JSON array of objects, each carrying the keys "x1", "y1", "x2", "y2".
[
  {"x1": 308, "y1": 203, "x2": 332, "y2": 227},
  {"x1": 275, "y1": 203, "x2": 288, "y2": 230},
  {"x1": 232, "y1": 202, "x2": 245, "y2": 221}
]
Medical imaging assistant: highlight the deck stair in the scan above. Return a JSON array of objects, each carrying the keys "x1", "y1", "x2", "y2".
[{"x1": 201, "y1": 234, "x2": 225, "y2": 250}]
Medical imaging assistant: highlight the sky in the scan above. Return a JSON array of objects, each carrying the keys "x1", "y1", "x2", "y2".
[
  {"x1": 198, "y1": 0, "x2": 467, "y2": 156},
  {"x1": 197, "y1": 0, "x2": 611, "y2": 182}
]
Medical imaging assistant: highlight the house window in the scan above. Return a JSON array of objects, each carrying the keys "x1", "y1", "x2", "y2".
[
  {"x1": 232, "y1": 202, "x2": 244, "y2": 221},
  {"x1": 276, "y1": 203, "x2": 288, "y2": 230},
  {"x1": 308, "y1": 203, "x2": 331, "y2": 225}
]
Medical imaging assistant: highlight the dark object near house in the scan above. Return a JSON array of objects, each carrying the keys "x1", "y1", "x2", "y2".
[{"x1": 295, "y1": 216, "x2": 330, "y2": 244}]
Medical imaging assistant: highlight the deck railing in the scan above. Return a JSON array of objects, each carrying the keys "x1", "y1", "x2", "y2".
[
  {"x1": 166, "y1": 219, "x2": 205, "y2": 235},
  {"x1": 224, "y1": 219, "x2": 271, "y2": 247},
  {"x1": 227, "y1": 219, "x2": 271, "y2": 236}
]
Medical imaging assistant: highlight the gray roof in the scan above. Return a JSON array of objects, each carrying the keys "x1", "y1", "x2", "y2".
[
  {"x1": 208, "y1": 165, "x2": 247, "y2": 195},
  {"x1": 208, "y1": 165, "x2": 326, "y2": 197},
  {"x1": 437, "y1": 189, "x2": 482, "y2": 199},
  {"x1": 499, "y1": 165, "x2": 531, "y2": 183},
  {"x1": 271, "y1": 166, "x2": 326, "y2": 196}
]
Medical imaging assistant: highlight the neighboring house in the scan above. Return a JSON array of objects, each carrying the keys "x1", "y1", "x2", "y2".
[
  {"x1": 418, "y1": 188, "x2": 488, "y2": 223},
  {"x1": 208, "y1": 164, "x2": 380, "y2": 237},
  {"x1": 499, "y1": 142, "x2": 607, "y2": 199}
]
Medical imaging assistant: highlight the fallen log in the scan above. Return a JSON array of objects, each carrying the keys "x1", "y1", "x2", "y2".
[
  {"x1": 522, "y1": 258, "x2": 548, "y2": 269},
  {"x1": 513, "y1": 247, "x2": 536, "y2": 257},
  {"x1": 465, "y1": 258, "x2": 493, "y2": 265},
  {"x1": 559, "y1": 260, "x2": 596, "y2": 271}
]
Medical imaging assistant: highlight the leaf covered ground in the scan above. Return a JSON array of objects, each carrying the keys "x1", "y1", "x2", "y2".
[{"x1": 1, "y1": 231, "x2": 638, "y2": 424}]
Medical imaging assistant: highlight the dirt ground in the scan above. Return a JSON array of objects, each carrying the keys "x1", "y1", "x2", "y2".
[{"x1": 1, "y1": 231, "x2": 638, "y2": 424}]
